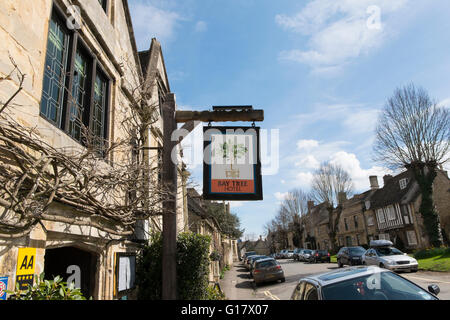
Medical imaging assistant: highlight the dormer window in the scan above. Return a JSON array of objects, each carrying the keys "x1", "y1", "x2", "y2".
[{"x1": 399, "y1": 178, "x2": 409, "y2": 190}]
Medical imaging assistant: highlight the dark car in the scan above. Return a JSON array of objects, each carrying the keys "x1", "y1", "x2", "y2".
[
  {"x1": 291, "y1": 266, "x2": 440, "y2": 300},
  {"x1": 246, "y1": 255, "x2": 266, "y2": 271},
  {"x1": 293, "y1": 248, "x2": 303, "y2": 261},
  {"x1": 250, "y1": 255, "x2": 271, "y2": 276},
  {"x1": 253, "y1": 258, "x2": 285, "y2": 286},
  {"x1": 242, "y1": 251, "x2": 257, "y2": 265},
  {"x1": 337, "y1": 246, "x2": 366, "y2": 267},
  {"x1": 307, "y1": 250, "x2": 331, "y2": 263}
]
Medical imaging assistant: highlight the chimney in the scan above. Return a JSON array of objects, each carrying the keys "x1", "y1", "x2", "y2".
[
  {"x1": 369, "y1": 176, "x2": 379, "y2": 190},
  {"x1": 338, "y1": 192, "x2": 347, "y2": 205},
  {"x1": 383, "y1": 174, "x2": 393, "y2": 185},
  {"x1": 307, "y1": 201, "x2": 315, "y2": 213}
]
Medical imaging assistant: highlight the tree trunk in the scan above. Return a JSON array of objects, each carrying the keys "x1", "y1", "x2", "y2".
[
  {"x1": 409, "y1": 162, "x2": 443, "y2": 247},
  {"x1": 328, "y1": 205, "x2": 342, "y2": 253}
]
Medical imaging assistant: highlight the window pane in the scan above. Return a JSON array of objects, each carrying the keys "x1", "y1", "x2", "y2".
[
  {"x1": 92, "y1": 71, "x2": 108, "y2": 154},
  {"x1": 98, "y1": 0, "x2": 107, "y2": 12},
  {"x1": 40, "y1": 12, "x2": 69, "y2": 127},
  {"x1": 68, "y1": 50, "x2": 89, "y2": 142}
]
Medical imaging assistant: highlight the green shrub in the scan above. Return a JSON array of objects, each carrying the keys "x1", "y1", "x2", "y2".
[
  {"x1": 136, "y1": 232, "x2": 212, "y2": 300},
  {"x1": 136, "y1": 232, "x2": 163, "y2": 300},
  {"x1": 205, "y1": 285, "x2": 227, "y2": 300},
  {"x1": 413, "y1": 247, "x2": 450, "y2": 260},
  {"x1": 6, "y1": 273, "x2": 87, "y2": 300}
]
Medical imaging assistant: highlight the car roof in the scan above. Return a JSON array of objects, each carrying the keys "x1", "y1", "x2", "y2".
[
  {"x1": 255, "y1": 258, "x2": 276, "y2": 264},
  {"x1": 298, "y1": 266, "x2": 389, "y2": 286}
]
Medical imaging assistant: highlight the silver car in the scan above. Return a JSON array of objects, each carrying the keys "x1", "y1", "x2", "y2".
[
  {"x1": 299, "y1": 249, "x2": 313, "y2": 262},
  {"x1": 362, "y1": 246, "x2": 418, "y2": 273}
]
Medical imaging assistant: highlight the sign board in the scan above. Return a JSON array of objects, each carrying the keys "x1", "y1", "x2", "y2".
[
  {"x1": 0, "y1": 277, "x2": 8, "y2": 300},
  {"x1": 203, "y1": 126, "x2": 263, "y2": 200},
  {"x1": 115, "y1": 253, "x2": 136, "y2": 298},
  {"x1": 15, "y1": 248, "x2": 36, "y2": 290}
]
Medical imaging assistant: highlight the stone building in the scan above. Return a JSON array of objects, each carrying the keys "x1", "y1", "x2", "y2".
[
  {"x1": 337, "y1": 178, "x2": 379, "y2": 248},
  {"x1": 0, "y1": 0, "x2": 184, "y2": 300},
  {"x1": 364, "y1": 169, "x2": 450, "y2": 250},
  {"x1": 301, "y1": 201, "x2": 329, "y2": 250},
  {"x1": 301, "y1": 169, "x2": 450, "y2": 252}
]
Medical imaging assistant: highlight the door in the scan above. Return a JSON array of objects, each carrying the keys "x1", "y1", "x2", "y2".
[{"x1": 365, "y1": 249, "x2": 377, "y2": 265}]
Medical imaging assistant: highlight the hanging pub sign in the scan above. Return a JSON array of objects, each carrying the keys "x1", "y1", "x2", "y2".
[{"x1": 203, "y1": 126, "x2": 263, "y2": 201}]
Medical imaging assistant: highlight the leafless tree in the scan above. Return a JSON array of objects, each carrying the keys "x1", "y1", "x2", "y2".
[
  {"x1": 264, "y1": 188, "x2": 310, "y2": 251},
  {"x1": 310, "y1": 162, "x2": 353, "y2": 252},
  {"x1": 373, "y1": 84, "x2": 449, "y2": 246}
]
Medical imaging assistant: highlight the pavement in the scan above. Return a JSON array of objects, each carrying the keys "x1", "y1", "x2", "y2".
[{"x1": 220, "y1": 259, "x2": 450, "y2": 300}]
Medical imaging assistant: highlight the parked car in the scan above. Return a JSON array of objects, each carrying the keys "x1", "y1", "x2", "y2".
[
  {"x1": 253, "y1": 258, "x2": 285, "y2": 286},
  {"x1": 246, "y1": 255, "x2": 266, "y2": 271},
  {"x1": 279, "y1": 249, "x2": 289, "y2": 259},
  {"x1": 337, "y1": 246, "x2": 367, "y2": 267},
  {"x1": 242, "y1": 251, "x2": 257, "y2": 262},
  {"x1": 293, "y1": 248, "x2": 304, "y2": 261},
  {"x1": 306, "y1": 250, "x2": 331, "y2": 263},
  {"x1": 244, "y1": 254, "x2": 259, "y2": 269},
  {"x1": 290, "y1": 266, "x2": 439, "y2": 300},
  {"x1": 285, "y1": 250, "x2": 295, "y2": 259},
  {"x1": 298, "y1": 249, "x2": 312, "y2": 262},
  {"x1": 362, "y1": 241, "x2": 418, "y2": 273},
  {"x1": 250, "y1": 255, "x2": 271, "y2": 276}
]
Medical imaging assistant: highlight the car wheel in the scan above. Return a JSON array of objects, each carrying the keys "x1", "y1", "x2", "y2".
[
  {"x1": 280, "y1": 277, "x2": 286, "y2": 283},
  {"x1": 338, "y1": 259, "x2": 343, "y2": 268},
  {"x1": 379, "y1": 263, "x2": 385, "y2": 269}
]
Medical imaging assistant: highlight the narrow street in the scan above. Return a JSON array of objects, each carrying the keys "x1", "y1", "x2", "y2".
[{"x1": 220, "y1": 259, "x2": 450, "y2": 300}]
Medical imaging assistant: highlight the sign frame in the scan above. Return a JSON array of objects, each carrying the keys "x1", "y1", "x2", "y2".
[
  {"x1": 0, "y1": 277, "x2": 8, "y2": 300},
  {"x1": 203, "y1": 126, "x2": 263, "y2": 201},
  {"x1": 15, "y1": 247, "x2": 36, "y2": 290}
]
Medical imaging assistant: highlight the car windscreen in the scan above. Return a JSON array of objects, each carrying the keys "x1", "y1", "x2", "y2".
[
  {"x1": 374, "y1": 247, "x2": 403, "y2": 256},
  {"x1": 322, "y1": 272, "x2": 437, "y2": 300},
  {"x1": 303, "y1": 250, "x2": 312, "y2": 254},
  {"x1": 256, "y1": 260, "x2": 277, "y2": 268},
  {"x1": 318, "y1": 250, "x2": 328, "y2": 254},
  {"x1": 349, "y1": 247, "x2": 366, "y2": 255}
]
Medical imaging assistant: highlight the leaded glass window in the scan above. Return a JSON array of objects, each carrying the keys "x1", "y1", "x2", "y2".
[
  {"x1": 92, "y1": 71, "x2": 108, "y2": 152},
  {"x1": 68, "y1": 50, "x2": 89, "y2": 142},
  {"x1": 40, "y1": 5, "x2": 110, "y2": 157},
  {"x1": 40, "y1": 12, "x2": 69, "y2": 127}
]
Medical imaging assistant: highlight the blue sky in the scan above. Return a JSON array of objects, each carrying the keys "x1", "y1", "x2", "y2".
[{"x1": 129, "y1": 0, "x2": 450, "y2": 240}]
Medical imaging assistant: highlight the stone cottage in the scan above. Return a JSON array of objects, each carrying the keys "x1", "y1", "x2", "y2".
[{"x1": 0, "y1": 0, "x2": 184, "y2": 300}]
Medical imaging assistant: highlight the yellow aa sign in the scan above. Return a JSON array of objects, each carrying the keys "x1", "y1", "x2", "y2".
[{"x1": 16, "y1": 248, "x2": 36, "y2": 276}]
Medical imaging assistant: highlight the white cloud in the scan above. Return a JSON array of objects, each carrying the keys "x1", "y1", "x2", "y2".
[
  {"x1": 329, "y1": 151, "x2": 391, "y2": 190},
  {"x1": 276, "y1": 0, "x2": 409, "y2": 73},
  {"x1": 274, "y1": 192, "x2": 289, "y2": 201},
  {"x1": 284, "y1": 140, "x2": 392, "y2": 192},
  {"x1": 228, "y1": 201, "x2": 244, "y2": 208},
  {"x1": 130, "y1": 1, "x2": 185, "y2": 49},
  {"x1": 438, "y1": 98, "x2": 450, "y2": 109},
  {"x1": 295, "y1": 155, "x2": 320, "y2": 169},
  {"x1": 297, "y1": 139, "x2": 319, "y2": 150},
  {"x1": 195, "y1": 21, "x2": 208, "y2": 32}
]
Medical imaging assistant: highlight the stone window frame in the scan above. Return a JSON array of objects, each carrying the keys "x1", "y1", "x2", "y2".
[{"x1": 40, "y1": 2, "x2": 111, "y2": 156}]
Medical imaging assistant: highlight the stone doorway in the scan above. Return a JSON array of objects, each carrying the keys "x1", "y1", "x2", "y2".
[{"x1": 43, "y1": 246, "x2": 98, "y2": 299}]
